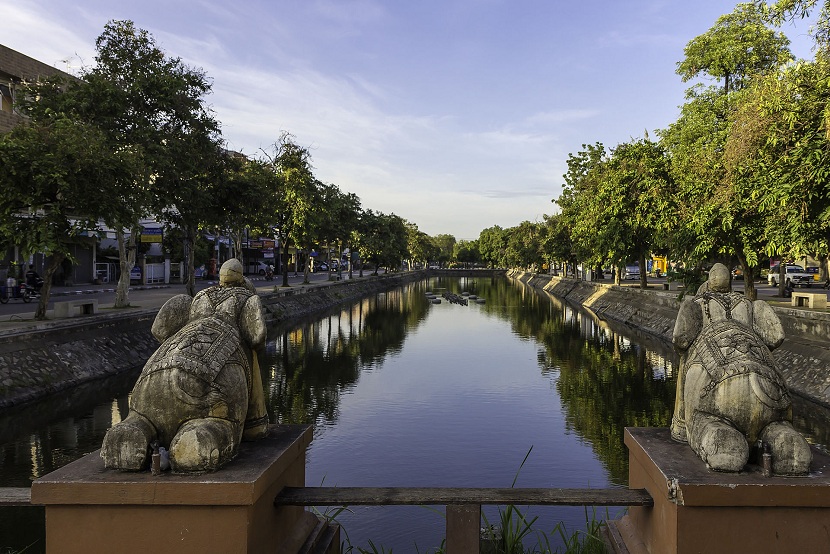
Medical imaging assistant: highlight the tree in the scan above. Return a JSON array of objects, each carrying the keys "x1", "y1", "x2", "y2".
[
  {"x1": 557, "y1": 143, "x2": 612, "y2": 280},
  {"x1": 478, "y1": 226, "x2": 508, "y2": 268},
  {"x1": 73, "y1": 20, "x2": 220, "y2": 307},
  {"x1": 0, "y1": 115, "x2": 135, "y2": 319},
  {"x1": 405, "y1": 222, "x2": 438, "y2": 269},
  {"x1": 354, "y1": 210, "x2": 408, "y2": 274},
  {"x1": 453, "y1": 240, "x2": 480, "y2": 267},
  {"x1": 541, "y1": 213, "x2": 578, "y2": 276},
  {"x1": 432, "y1": 234, "x2": 457, "y2": 267},
  {"x1": 727, "y1": 50, "x2": 830, "y2": 289},
  {"x1": 677, "y1": 2, "x2": 792, "y2": 94},
  {"x1": 317, "y1": 183, "x2": 361, "y2": 279},
  {"x1": 660, "y1": 3, "x2": 793, "y2": 298},
  {"x1": 262, "y1": 131, "x2": 316, "y2": 287}
]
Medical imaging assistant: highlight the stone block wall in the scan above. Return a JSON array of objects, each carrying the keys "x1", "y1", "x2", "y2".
[{"x1": 510, "y1": 270, "x2": 830, "y2": 409}]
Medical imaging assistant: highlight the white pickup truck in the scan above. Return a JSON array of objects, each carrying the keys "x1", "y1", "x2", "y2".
[{"x1": 768, "y1": 264, "x2": 814, "y2": 287}]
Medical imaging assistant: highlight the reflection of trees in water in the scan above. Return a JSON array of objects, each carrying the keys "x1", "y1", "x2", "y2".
[
  {"x1": 264, "y1": 284, "x2": 430, "y2": 425},
  {"x1": 469, "y1": 278, "x2": 677, "y2": 485}
]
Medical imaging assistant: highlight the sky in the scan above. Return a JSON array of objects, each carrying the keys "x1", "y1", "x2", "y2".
[{"x1": 1, "y1": 1, "x2": 820, "y2": 240}]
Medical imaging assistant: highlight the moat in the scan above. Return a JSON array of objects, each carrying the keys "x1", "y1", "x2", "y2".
[{"x1": 2, "y1": 275, "x2": 829, "y2": 552}]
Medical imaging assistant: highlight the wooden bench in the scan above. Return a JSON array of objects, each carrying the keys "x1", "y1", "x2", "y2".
[
  {"x1": 792, "y1": 291, "x2": 827, "y2": 309},
  {"x1": 54, "y1": 298, "x2": 98, "y2": 318}
]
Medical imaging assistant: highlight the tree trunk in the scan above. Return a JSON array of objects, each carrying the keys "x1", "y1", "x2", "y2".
[
  {"x1": 185, "y1": 224, "x2": 196, "y2": 298},
  {"x1": 639, "y1": 253, "x2": 648, "y2": 289},
  {"x1": 779, "y1": 262, "x2": 786, "y2": 297},
  {"x1": 737, "y1": 252, "x2": 756, "y2": 301},
  {"x1": 35, "y1": 253, "x2": 64, "y2": 320},
  {"x1": 615, "y1": 266, "x2": 622, "y2": 286},
  {"x1": 281, "y1": 235, "x2": 290, "y2": 287},
  {"x1": 114, "y1": 226, "x2": 138, "y2": 308}
]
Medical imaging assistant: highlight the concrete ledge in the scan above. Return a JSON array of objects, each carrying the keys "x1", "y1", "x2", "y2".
[
  {"x1": 620, "y1": 427, "x2": 830, "y2": 554},
  {"x1": 32, "y1": 424, "x2": 313, "y2": 553},
  {"x1": 792, "y1": 291, "x2": 827, "y2": 309},
  {"x1": 53, "y1": 298, "x2": 98, "y2": 318}
]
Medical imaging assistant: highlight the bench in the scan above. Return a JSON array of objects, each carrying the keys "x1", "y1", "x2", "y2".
[
  {"x1": 792, "y1": 291, "x2": 827, "y2": 309},
  {"x1": 54, "y1": 298, "x2": 98, "y2": 318}
]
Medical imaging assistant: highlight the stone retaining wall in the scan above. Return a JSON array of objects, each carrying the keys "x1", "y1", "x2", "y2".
[
  {"x1": 0, "y1": 272, "x2": 425, "y2": 411},
  {"x1": 509, "y1": 270, "x2": 830, "y2": 408},
  {"x1": 4, "y1": 269, "x2": 828, "y2": 412}
]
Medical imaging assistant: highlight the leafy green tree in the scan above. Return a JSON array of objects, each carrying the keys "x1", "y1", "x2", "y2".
[
  {"x1": 557, "y1": 143, "x2": 611, "y2": 280},
  {"x1": 677, "y1": 1, "x2": 792, "y2": 93},
  {"x1": 317, "y1": 183, "x2": 361, "y2": 278},
  {"x1": 0, "y1": 116, "x2": 135, "y2": 319},
  {"x1": 406, "y1": 222, "x2": 438, "y2": 269},
  {"x1": 354, "y1": 210, "x2": 408, "y2": 274},
  {"x1": 432, "y1": 234, "x2": 457, "y2": 267},
  {"x1": 727, "y1": 50, "x2": 830, "y2": 287},
  {"x1": 453, "y1": 239, "x2": 481, "y2": 267},
  {"x1": 541, "y1": 213, "x2": 578, "y2": 276},
  {"x1": 504, "y1": 221, "x2": 545, "y2": 271},
  {"x1": 262, "y1": 131, "x2": 316, "y2": 287},
  {"x1": 661, "y1": 3, "x2": 793, "y2": 297},
  {"x1": 63, "y1": 20, "x2": 220, "y2": 307},
  {"x1": 478, "y1": 225, "x2": 508, "y2": 268}
]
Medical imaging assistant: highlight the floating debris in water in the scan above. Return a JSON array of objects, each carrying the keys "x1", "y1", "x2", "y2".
[{"x1": 442, "y1": 292, "x2": 468, "y2": 305}]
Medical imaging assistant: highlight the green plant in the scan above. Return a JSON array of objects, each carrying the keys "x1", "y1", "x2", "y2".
[
  {"x1": 551, "y1": 506, "x2": 609, "y2": 554},
  {"x1": 481, "y1": 446, "x2": 540, "y2": 553}
]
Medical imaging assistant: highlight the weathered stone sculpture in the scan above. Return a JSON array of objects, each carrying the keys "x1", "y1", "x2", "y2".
[
  {"x1": 670, "y1": 263, "x2": 811, "y2": 475},
  {"x1": 101, "y1": 259, "x2": 269, "y2": 473}
]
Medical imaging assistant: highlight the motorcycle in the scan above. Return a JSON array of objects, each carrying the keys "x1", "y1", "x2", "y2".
[{"x1": 0, "y1": 278, "x2": 35, "y2": 303}]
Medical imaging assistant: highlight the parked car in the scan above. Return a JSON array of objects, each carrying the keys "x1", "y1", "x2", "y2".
[
  {"x1": 314, "y1": 262, "x2": 329, "y2": 272},
  {"x1": 768, "y1": 264, "x2": 813, "y2": 287},
  {"x1": 624, "y1": 265, "x2": 640, "y2": 280},
  {"x1": 248, "y1": 261, "x2": 269, "y2": 275}
]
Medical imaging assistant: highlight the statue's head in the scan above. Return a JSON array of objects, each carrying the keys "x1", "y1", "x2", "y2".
[
  {"x1": 708, "y1": 263, "x2": 731, "y2": 292},
  {"x1": 219, "y1": 259, "x2": 245, "y2": 287}
]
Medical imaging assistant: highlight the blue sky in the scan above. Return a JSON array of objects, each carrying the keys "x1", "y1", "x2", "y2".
[{"x1": 2, "y1": 1, "x2": 818, "y2": 239}]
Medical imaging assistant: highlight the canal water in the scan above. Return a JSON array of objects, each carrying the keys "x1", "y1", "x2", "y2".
[{"x1": 1, "y1": 276, "x2": 828, "y2": 552}]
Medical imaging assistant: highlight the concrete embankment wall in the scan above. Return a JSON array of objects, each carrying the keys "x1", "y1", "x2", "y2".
[
  {"x1": 0, "y1": 272, "x2": 426, "y2": 411},
  {"x1": 509, "y1": 270, "x2": 830, "y2": 409}
]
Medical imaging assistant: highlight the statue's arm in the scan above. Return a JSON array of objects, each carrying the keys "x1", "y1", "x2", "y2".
[
  {"x1": 240, "y1": 294, "x2": 267, "y2": 349},
  {"x1": 672, "y1": 298, "x2": 702, "y2": 352},
  {"x1": 753, "y1": 299, "x2": 785, "y2": 350},
  {"x1": 151, "y1": 294, "x2": 193, "y2": 342}
]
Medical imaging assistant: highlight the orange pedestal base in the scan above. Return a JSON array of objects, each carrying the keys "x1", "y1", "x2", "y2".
[
  {"x1": 31, "y1": 425, "x2": 312, "y2": 554},
  {"x1": 611, "y1": 427, "x2": 830, "y2": 554}
]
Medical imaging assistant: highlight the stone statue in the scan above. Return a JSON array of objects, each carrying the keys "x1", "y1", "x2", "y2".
[
  {"x1": 670, "y1": 263, "x2": 811, "y2": 475},
  {"x1": 101, "y1": 259, "x2": 269, "y2": 473}
]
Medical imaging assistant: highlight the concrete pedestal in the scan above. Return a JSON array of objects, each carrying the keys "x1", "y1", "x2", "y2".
[
  {"x1": 611, "y1": 427, "x2": 830, "y2": 554},
  {"x1": 31, "y1": 424, "x2": 312, "y2": 554}
]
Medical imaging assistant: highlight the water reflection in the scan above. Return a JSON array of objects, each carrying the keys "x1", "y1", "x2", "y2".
[
  {"x1": 1, "y1": 276, "x2": 829, "y2": 552},
  {"x1": 265, "y1": 285, "x2": 431, "y2": 427}
]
